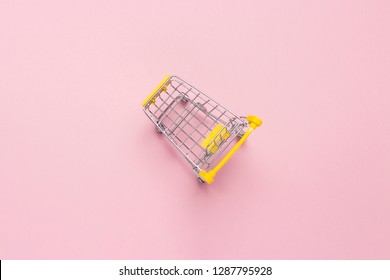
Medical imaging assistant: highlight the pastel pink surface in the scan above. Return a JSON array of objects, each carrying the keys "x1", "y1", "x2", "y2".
[{"x1": 1, "y1": 0, "x2": 389, "y2": 259}]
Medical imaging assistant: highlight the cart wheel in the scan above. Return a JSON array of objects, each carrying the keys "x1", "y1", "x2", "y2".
[
  {"x1": 196, "y1": 102, "x2": 207, "y2": 113},
  {"x1": 181, "y1": 94, "x2": 189, "y2": 103},
  {"x1": 197, "y1": 176, "x2": 205, "y2": 183},
  {"x1": 155, "y1": 123, "x2": 166, "y2": 134}
]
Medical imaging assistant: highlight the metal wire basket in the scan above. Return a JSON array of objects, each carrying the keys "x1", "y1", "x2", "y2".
[{"x1": 142, "y1": 75, "x2": 262, "y2": 184}]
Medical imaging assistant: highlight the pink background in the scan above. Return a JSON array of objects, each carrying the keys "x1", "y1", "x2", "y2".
[{"x1": 1, "y1": 0, "x2": 389, "y2": 259}]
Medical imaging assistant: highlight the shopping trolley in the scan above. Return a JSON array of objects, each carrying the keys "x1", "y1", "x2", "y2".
[{"x1": 142, "y1": 75, "x2": 262, "y2": 184}]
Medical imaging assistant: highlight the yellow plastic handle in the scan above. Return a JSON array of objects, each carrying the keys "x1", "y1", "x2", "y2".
[
  {"x1": 142, "y1": 74, "x2": 171, "y2": 107},
  {"x1": 199, "y1": 115, "x2": 262, "y2": 184}
]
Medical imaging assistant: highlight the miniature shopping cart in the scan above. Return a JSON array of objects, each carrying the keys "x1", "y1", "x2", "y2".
[{"x1": 142, "y1": 75, "x2": 262, "y2": 184}]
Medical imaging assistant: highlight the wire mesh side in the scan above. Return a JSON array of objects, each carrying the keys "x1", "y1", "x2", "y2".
[{"x1": 143, "y1": 76, "x2": 248, "y2": 171}]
